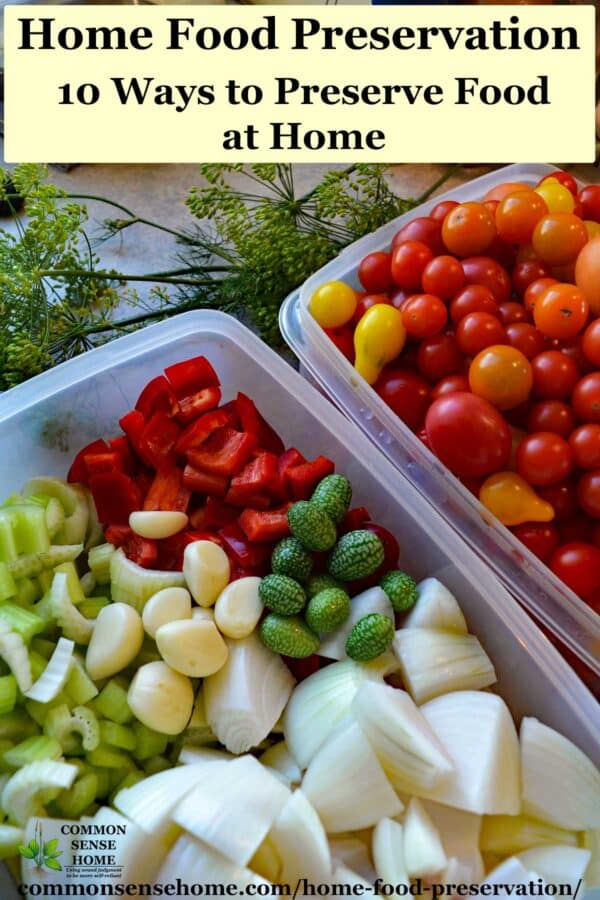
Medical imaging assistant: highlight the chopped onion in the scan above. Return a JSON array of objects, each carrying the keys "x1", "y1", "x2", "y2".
[
  {"x1": 421, "y1": 800, "x2": 484, "y2": 884},
  {"x1": 178, "y1": 746, "x2": 232, "y2": 766},
  {"x1": 582, "y1": 829, "x2": 600, "y2": 888},
  {"x1": 2, "y1": 760, "x2": 77, "y2": 825},
  {"x1": 172, "y1": 754, "x2": 290, "y2": 867},
  {"x1": 92, "y1": 806, "x2": 176, "y2": 883},
  {"x1": 329, "y1": 837, "x2": 377, "y2": 883},
  {"x1": 402, "y1": 578, "x2": 467, "y2": 633},
  {"x1": 157, "y1": 833, "x2": 267, "y2": 889},
  {"x1": 269, "y1": 789, "x2": 332, "y2": 884},
  {"x1": 352, "y1": 681, "x2": 453, "y2": 795},
  {"x1": 516, "y1": 845, "x2": 591, "y2": 894},
  {"x1": 332, "y1": 863, "x2": 374, "y2": 891},
  {"x1": 204, "y1": 632, "x2": 294, "y2": 755},
  {"x1": 521, "y1": 717, "x2": 600, "y2": 830},
  {"x1": 372, "y1": 818, "x2": 409, "y2": 888},
  {"x1": 403, "y1": 797, "x2": 447, "y2": 878},
  {"x1": 319, "y1": 588, "x2": 393, "y2": 661},
  {"x1": 419, "y1": 691, "x2": 520, "y2": 815},
  {"x1": 284, "y1": 660, "x2": 377, "y2": 770},
  {"x1": 302, "y1": 717, "x2": 403, "y2": 833},
  {"x1": 25, "y1": 637, "x2": 74, "y2": 703},
  {"x1": 260, "y1": 741, "x2": 302, "y2": 787},
  {"x1": 480, "y1": 815, "x2": 578, "y2": 856},
  {"x1": 481, "y1": 857, "x2": 543, "y2": 894}
]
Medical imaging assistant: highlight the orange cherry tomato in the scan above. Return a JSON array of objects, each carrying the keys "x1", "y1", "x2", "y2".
[
  {"x1": 533, "y1": 283, "x2": 589, "y2": 340},
  {"x1": 442, "y1": 202, "x2": 496, "y2": 258},
  {"x1": 495, "y1": 191, "x2": 548, "y2": 244},
  {"x1": 483, "y1": 182, "x2": 531, "y2": 203},
  {"x1": 469, "y1": 344, "x2": 533, "y2": 411},
  {"x1": 532, "y1": 213, "x2": 588, "y2": 266},
  {"x1": 575, "y1": 236, "x2": 600, "y2": 316}
]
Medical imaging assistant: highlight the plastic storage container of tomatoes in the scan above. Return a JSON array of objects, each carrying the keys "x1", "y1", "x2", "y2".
[{"x1": 280, "y1": 163, "x2": 600, "y2": 678}]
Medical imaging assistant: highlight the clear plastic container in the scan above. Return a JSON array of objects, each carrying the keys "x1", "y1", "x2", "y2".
[{"x1": 280, "y1": 163, "x2": 600, "y2": 678}]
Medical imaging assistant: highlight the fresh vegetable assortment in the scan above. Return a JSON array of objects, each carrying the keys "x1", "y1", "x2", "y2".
[
  {"x1": 309, "y1": 172, "x2": 600, "y2": 615},
  {"x1": 0, "y1": 353, "x2": 598, "y2": 896}
]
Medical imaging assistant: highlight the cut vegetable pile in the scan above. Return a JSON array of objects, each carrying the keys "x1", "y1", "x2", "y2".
[{"x1": 0, "y1": 354, "x2": 597, "y2": 897}]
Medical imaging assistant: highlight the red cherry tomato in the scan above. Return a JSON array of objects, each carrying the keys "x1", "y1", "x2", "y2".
[
  {"x1": 442, "y1": 203, "x2": 496, "y2": 258},
  {"x1": 533, "y1": 283, "x2": 588, "y2": 340},
  {"x1": 485, "y1": 234, "x2": 516, "y2": 271},
  {"x1": 461, "y1": 256, "x2": 511, "y2": 303},
  {"x1": 569, "y1": 424, "x2": 600, "y2": 469},
  {"x1": 550, "y1": 542, "x2": 600, "y2": 597},
  {"x1": 531, "y1": 351, "x2": 580, "y2": 399},
  {"x1": 512, "y1": 259, "x2": 552, "y2": 297},
  {"x1": 358, "y1": 252, "x2": 394, "y2": 294},
  {"x1": 572, "y1": 373, "x2": 600, "y2": 423},
  {"x1": 430, "y1": 374, "x2": 470, "y2": 400},
  {"x1": 425, "y1": 392, "x2": 511, "y2": 478},
  {"x1": 391, "y1": 241, "x2": 434, "y2": 291},
  {"x1": 402, "y1": 294, "x2": 448, "y2": 339},
  {"x1": 421, "y1": 255, "x2": 465, "y2": 300},
  {"x1": 456, "y1": 312, "x2": 507, "y2": 357},
  {"x1": 353, "y1": 293, "x2": 391, "y2": 325},
  {"x1": 495, "y1": 190, "x2": 548, "y2": 244},
  {"x1": 577, "y1": 470, "x2": 600, "y2": 519},
  {"x1": 557, "y1": 337, "x2": 594, "y2": 376},
  {"x1": 324, "y1": 326, "x2": 355, "y2": 363},
  {"x1": 449, "y1": 285, "x2": 498, "y2": 325},
  {"x1": 524, "y1": 277, "x2": 559, "y2": 314},
  {"x1": 392, "y1": 217, "x2": 444, "y2": 256},
  {"x1": 429, "y1": 199, "x2": 459, "y2": 223},
  {"x1": 538, "y1": 171, "x2": 578, "y2": 197},
  {"x1": 375, "y1": 368, "x2": 431, "y2": 431},
  {"x1": 582, "y1": 319, "x2": 600, "y2": 367},
  {"x1": 538, "y1": 481, "x2": 579, "y2": 522},
  {"x1": 578, "y1": 184, "x2": 600, "y2": 223},
  {"x1": 497, "y1": 302, "x2": 529, "y2": 326},
  {"x1": 417, "y1": 334, "x2": 464, "y2": 382},
  {"x1": 505, "y1": 323, "x2": 546, "y2": 360},
  {"x1": 527, "y1": 401, "x2": 576, "y2": 438},
  {"x1": 516, "y1": 432, "x2": 573, "y2": 487},
  {"x1": 512, "y1": 522, "x2": 561, "y2": 563}
]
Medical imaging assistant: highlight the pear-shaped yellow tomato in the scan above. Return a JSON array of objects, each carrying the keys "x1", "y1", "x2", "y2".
[
  {"x1": 575, "y1": 236, "x2": 600, "y2": 315},
  {"x1": 309, "y1": 281, "x2": 357, "y2": 328},
  {"x1": 479, "y1": 471, "x2": 555, "y2": 527},
  {"x1": 354, "y1": 304, "x2": 406, "y2": 385}
]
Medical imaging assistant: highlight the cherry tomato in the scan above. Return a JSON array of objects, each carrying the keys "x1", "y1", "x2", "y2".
[
  {"x1": 484, "y1": 199, "x2": 499, "y2": 216},
  {"x1": 594, "y1": 524, "x2": 600, "y2": 549},
  {"x1": 429, "y1": 199, "x2": 459, "y2": 223},
  {"x1": 442, "y1": 203, "x2": 496, "y2": 258},
  {"x1": 505, "y1": 323, "x2": 546, "y2": 360},
  {"x1": 556, "y1": 336, "x2": 594, "y2": 376},
  {"x1": 577, "y1": 470, "x2": 600, "y2": 519},
  {"x1": 535, "y1": 179, "x2": 576, "y2": 214},
  {"x1": 516, "y1": 432, "x2": 573, "y2": 487},
  {"x1": 495, "y1": 190, "x2": 548, "y2": 244},
  {"x1": 310, "y1": 280, "x2": 357, "y2": 328},
  {"x1": 353, "y1": 293, "x2": 390, "y2": 325},
  {"x1": 569, "y1": 424, "x2": 600, "y2": 469},
  {"x1": 550, "y1": 542, "x2": 600, "y2": 597},
  {"x1": 392, "y1": 217, "x2": 444, "y2": 256},
  {"x1": 575, "y1": 236, "x2": 600, "y2": 316},
  {"x1": 524, "y1": 277, "x2": 559, "y2": 314},
  {"x1": 324, "y1": 326, "x2": 355, "y2": 363},
  {"x1": 578, "y1": 184, "x2": 600, "y2": 223},
  {"x1": 456, "y1": 312, "x2": 507, "y2": 357},
  {"x1": 461, "y1": 256, "x2": 511, "y2": 303},
  {"x1": 551, "y1": 261, "x2": 577, "y2": 284},
  {"x1": 497, "y1": 302, "x2": 529, "y2": 326},
  {"x1": 512, "y1": 521, "x2": 561, "y2": 563},
  {"x1": 516, "y1": 244, "x2": 538, "y2": 264},
  {"x1": 585, "y1": 220, "x2": 600, "y2": 239},
  {"x1": 358, "y1": 252, "x2": 394, "y2": 294},
  {"x1": 532, "y1": 213, "x2": 588, "y2": 266},
  {"x1": 528, "y1": 401, "x2": 576, "y2": 438},
  {"x1": 449, "y1": 285, "x2": 498, "y2": 325},
  {"x1": 572, "y1": 373, "x2": 600, "y2": 424},
  {"x1": 485, "y1": 234, "x2": 517, "y2": 270},
  {"x1": 417, "y1": 334, "x2": 463, "y2": 382},
  {"x1": 483, "y1": 182, "x2": 531, "y2": 203},
  {"x1": 531, "y1": 351, "x2": 580, "y2": 399},
  {"x1": 375, "y1": 368, "x2": 431, "y2": 431},
  {"x1": 402, "y1": 294, "x2": 448, "y2": 339},
  {"x1": 430, "y1": 374, "x2": 470, "y2": 400},
  {"x1": 538, "y1": 170, "x2": 578, "y2": 197},
  {"x1": 421, "y1": 255, "x2": 465, "y2": 300},
  {"x1": 582, "y1": 319, "x2": 600, "y2": 367},
  {"x1": 391, "y1": 241, "x2": 434, "y2": 290},
  {"x1": 533, "y1": 283, "x2": 588, "y2": 340},
  {"x1": 425, "y1": 392, "x2": 511, "y2": 478},
  {"x1": 469, "y1": 345, "x2": 532, "y2": 411},
  {"x1": 538, "y1": 481, "x2": 578, "y2": 522},
  {"x1": 512, "y1": 259, "x2": 552, "y2": 297}
]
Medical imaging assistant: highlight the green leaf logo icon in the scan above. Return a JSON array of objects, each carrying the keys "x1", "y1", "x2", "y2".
[{"x1": 19, "y1": 822, "x2": 64, "y2": 871}]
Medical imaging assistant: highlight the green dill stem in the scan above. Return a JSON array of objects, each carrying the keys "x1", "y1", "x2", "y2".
[
  {"x1": 37, "y1": 269, "x2": 218, "y2": 287},
  {"x1": 66, "y1": 300, "x2": 201, "y2": 339},
  {"x1": 415, "y1": 164, "x2": 463, "y2": 205}
]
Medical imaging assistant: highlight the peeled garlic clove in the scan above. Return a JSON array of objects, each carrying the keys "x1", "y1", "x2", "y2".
[
  {"x1": 192, "y1": 607, "x2": 215, "y2": 622},
  {"x1": 156, "y1": 618, "x2": 228, "y2": 678},
  {"x1": 129, "y1": 511, "x2": 188, "y2": 540},
  {"x1": 183, "y1": 541, "x2": 230, "y2": 607},
  {"x1": 85, "y1": 602, "x2": 144, "y2": 681},
  {"x1": 142, "y1": 587, "x2": 192, "y2": 639},
  {"x1": 128, "y1": 660, "x2": 194, "y2": 735},
  {"x1": 215, "y1": 577, "x2": 263, "y2": 639}
]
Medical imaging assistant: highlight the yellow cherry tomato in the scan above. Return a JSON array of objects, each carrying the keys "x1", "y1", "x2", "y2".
[
  {"x1": 584, "y1": 220, "x2": 600, "y2": 240},
  {"x1": 535, "y1": 179, "x2": 575, "y2": 214},
  {"x1": 310, "y1": 281, "x2": 357, "y2": 329},
  {"x1": 479, "y1": 472, "x2": 555, "y2": 526},
  {"x1": 469, "y1": 345, "x2": 533, "y2": 411},
  {"x1": 354, "y1": 304, "x2": 406, "y2": 385}
]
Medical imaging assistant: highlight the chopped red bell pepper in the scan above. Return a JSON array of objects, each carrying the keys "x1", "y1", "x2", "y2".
[
  {"x1": 175, "y1": 387, "x2": 222, "y2": 425},
  {"x1": 219, "y1": 522, "x2": 273, "y2": 569},
  {"x1": 67, "y1": 439, "x2": 110, "y2": 484},
  {"x1": 226, "y1": 453, "x2": 279, "y2": 506},
  {"x1": 182, "y1": 465, "x2": 228, "y2": 498},
  {"x1": 109, "y1": 436, "x2": 137, "y2": 475},
  {"x1": 144, "y1": 468, "x2": 191, "y2": 513},
  {"x1": 175, "y1": 408, "x2": 232, "y2": 455},
  {"x1": 225, "y1": 490, "x2": 271, "y2": 509},
  {"x1": 229, "y1": 564, "x2": 266, "y2": 582},
  {"x1": 135, "y1": 471, "x2": 153, "y2": 500},
  {"x1": 135, "y1": 375, "x2": 180, "y2": 420},
  {"x1": 187, "y1": 428, "x2": 258, "y2": 477},
  {"x1": 84, "y1": 452, "x2": 124, "y2": 479},
  {"x1": 119, "y1": 410, "x2": 146, "y2": 459},
  {"x1": 235, "y1": 392, "x2": 285, "y2": 454},
  {"x1": 274, "y1": 448, "x2": 306, "y2": 500},
  {"x1": 286, "y1": 455, "x2": 335, "y2": 501},
  {"x1": 89, "y1": 472, "x2": 142, "y2": 525},
  {"x1": 104, "y1": 524, "x2": 133, "y2": 548},
  {"x1": 138, "y1": 412, "x2": 182, "y2": 473},
  {"x1": 165, "y1": 355, "x2": 220, "y2": 398},
  {"x1": 283, "y1": 654, "x2": 322, "y2": 682},
  {"x1": 190, "y1": 497, "x2": 240, "y2": 530},
  {"x1": 219, "y1": 399, "x2": 241, "y2": 429},
  {"x1": 238, "y1": 503, "x2": 292, "y2": 543},
  {"x1": 122, "y1": 534, "x2": 158, "y2": 569},
  {"x1": 156, "y1": 530, "x2": 222, "y2": 571},
  {"x1": 340, "y1": 506, "x2": 371, "y2": 533}
]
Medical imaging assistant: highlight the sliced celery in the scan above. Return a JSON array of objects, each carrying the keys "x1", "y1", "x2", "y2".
[
  {"x1": 94, "y1": 678, "x2": 133, "y2": 725},
  {"x1": 53, "y1": 772, "x2": 98, "y2": 818},
  {"x1": 93, "y1": 767, "x2": 113, "y2": 799},
  {"x1": 26, "y1": 694, "x2": 71, "y2": 728},
  {"x1": 29, "y1": 651, "x2": 48, "y2": 682},
  {"x1": 0, "y1": 621, "x2": 32, "y2": 692},
  {"x1": 65, "y1": 656, "x2": 98, "y2": 705},
  {"x1": 45, "y1": 703, "x2": 99, "y2": 752},
  {"x1": 42, "y1": 703, "x2": 73, "y2": 737},
  {"x1": 31, "y1": 637, "x2": 56, "y2": 660},
  {"x1": 3, "y1": 506, "x2": 50, "y2": 556},
  {"x1": 43, "y1": 572, "x2": 94, "y2": 645},
  {"x1": 0, "y1": 710, "x2": 38, "y2": 740},
  {"x1": 112, "y1": 769, "x2": 145, "y2": 794},
  {"x1": 23, "y1": 478, "x2": 89, "y2": 546},
  {"x1": 8, "y1": 544, "x2": 83, "y2": 581},
  {"x1": 142, "y1": 755, "x2": 171, "y2": 776},
  {"x1": 99, "y1": 721, "x2": 136, "y2": 752},
  {"x1": 45, "y1": 498, "x2": 66, "y2": 541},
  {"x1": 78, "y1": 596, "x2": 110, "y2": 620},
  {"x1": 133, "y1": 722, "x2": 169, "y2": 761},
  {"x1": 111, "y1": 548, "x2": 185, "y2": 613},
  {"x1": 85, "y1": 491, "x2": 104, "y2": 551},
  {"x1": 0, "y1": 676, "x2": 17, "y2": 716},
  {"x1": 86, "y1": 744, "x2": 134, "y2": 770},
  {"x1": 0, "y1": 518, "x2": 17, "y2": 564},
  {"x1": 37, "y1": 571, "x2": 54, "y2": 595},
  {"x1": 0, "y1": 824, "x2": 24, "y2": 859},
  {"x1": 1, "y1": 494, "x2": 24, "y2": 508},
  {"x1": 0, "y1": 603, "x2": 45, "y2": 644},
  {"x1": 3, "y1": 735, "x2": 62, "y2": 768},
  {"x1": 80, "y1": 572, "x2": 96, "y2": 597},
  {"x1": 13, "y1": 578, "x2": 41, "y2": 607},
  {"x1": 88, "y1": 543, "x2": 115, "y2": 585},
  {"x1": 54, "y1": 561, "x2": 86, "y2": 606},
  {"x1": 0, "y1": 741, "x2": 14, "y2": 773},
  {"x1": 0, "y1": 564, "x2": 16, "y2": 603}
]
